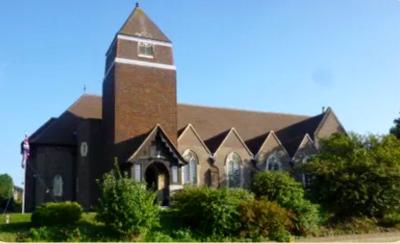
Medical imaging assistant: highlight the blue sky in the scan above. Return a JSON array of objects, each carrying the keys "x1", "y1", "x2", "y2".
[{"x1": 1, "y1": 0, "x2": 400, "y2": 186}]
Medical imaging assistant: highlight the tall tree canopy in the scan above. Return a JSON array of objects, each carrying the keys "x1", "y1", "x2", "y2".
[
  {"x1": 390, "y1": 113, "x2": 400, "y2": 139},
  {"x1": 0, "y1": 174, "x2": 14, "y2": 201},
  {"x1": 303, "y1": 133, "x2": 400, "y2": 219}
]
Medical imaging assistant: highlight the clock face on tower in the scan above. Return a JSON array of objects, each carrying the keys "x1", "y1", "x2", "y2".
[{"x1": 80, "y1": 142, "x2": 88, "y2": 157}]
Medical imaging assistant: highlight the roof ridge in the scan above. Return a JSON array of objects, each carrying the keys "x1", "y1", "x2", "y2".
[
  {"x1": 178, "y1": 102, "x2": 311, "y2": 118},
  {"x1": 81, "y1": 93, "x2": 101, "y2": 98}
]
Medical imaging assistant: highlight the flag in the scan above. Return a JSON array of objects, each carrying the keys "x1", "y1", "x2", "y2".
[{"x1": 21, "y1": 135, "x2": 30, "y2": 169}]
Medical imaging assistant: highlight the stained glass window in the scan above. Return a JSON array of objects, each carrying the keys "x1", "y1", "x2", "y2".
[
  {"x1": 182, "y1": 150, "x2": 198, "y2": 184},
  {"x1": 226, "y1": 152, "x2": 241, "y2": 187}
]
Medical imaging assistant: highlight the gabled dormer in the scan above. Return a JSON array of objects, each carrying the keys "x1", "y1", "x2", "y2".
[{"x1": 252, "y1": 131, "x2": 291, "y2": 171}]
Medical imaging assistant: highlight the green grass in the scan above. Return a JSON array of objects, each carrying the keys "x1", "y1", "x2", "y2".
[
  {"x1": 1, "y1": 211, "x2": 400, "y2": 242},
  {"x1": 0, "y1": 212, "x2": 107, "y2": 242},
  {"x1": 0, "y1": 213, "x2": 32, "y2": 242}
]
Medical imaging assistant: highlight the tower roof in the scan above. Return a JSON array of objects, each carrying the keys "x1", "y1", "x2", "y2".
[{"x1": 118, "y1": 4, "x2": 171, "y2": 42}]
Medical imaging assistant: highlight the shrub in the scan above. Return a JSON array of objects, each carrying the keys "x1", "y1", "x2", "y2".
[
  {"x1": 31, "y1": 201, "x2": 82, "y2": 226},
  {"x1": 238, "y1": 198, "x2": 293, "y2": 242},
  {"x1": 171, "y1": 228, "x2": 197, "y2": 242},
  {"x1": 303, "y1": 133, "x2": 400, "y2": 218},
  {"x1": 170, "y1": 186, "x2": 253, "y2": 237},
  {"x1": 27, "y1": 226, "x2": 81, "y2": 242},
  {"x1": 379, "y1": 211, "x2": 400, "y2": 227},
  {"x1": 142, "y1": 231, "x2": 174, "y2": 242},
  {"x1": 250, "y1": 171, "x2": 320, "y2": 235},
  {"x1": 96, "y1": 166, "x2": 160, "y2": 237}
]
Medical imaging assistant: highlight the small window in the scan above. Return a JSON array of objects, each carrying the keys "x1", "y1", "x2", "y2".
[
  {"x1": 134, "y1": 164, "x2": 141, "y2": 182},
  {"x1": 138, "y1": 42, "x2": 154, "y2": 58},
  {"x1": 171, "y1": 166, "x2": 178, "y2": 184},
  {"x1": 266, "y1": 154, "x2": 281, "y2": 171},
  {"x1": 301, "y1": 156, "x2": 311, "y2": 186},
  {"x1": 53, "y1": 175, "x2": 63, "y2": 197}
]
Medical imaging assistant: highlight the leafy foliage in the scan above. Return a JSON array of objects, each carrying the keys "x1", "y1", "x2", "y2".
[
  {"x1": 27, "y1": 226, "x2": 82, "y2": 242},
  {"x1": 238, "y1": 198, "x2": 293, "y2": 241},
  {"x1": 31, "y1": 201, "x2": 83, "y2": 226},
  {"x1": 96, "y1": 166, "x2": 160, "y2": 237},
  {"x1": 303, "y1": 133, "x2": 400, "y2": 218},
  {"x1": 390, "y1": 113, "x2": 400, "y2": 139},
  {"x1": 250, "y1": 171, "x2": 321, "y2": 235},
  {"x1": 170, "y1": 186, "x2": 253, "y2": 237},
  {"x1": 0, "y1": 174, "x2": 13, "y2": 201}
]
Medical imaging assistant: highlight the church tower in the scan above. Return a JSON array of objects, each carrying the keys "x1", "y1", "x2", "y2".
[{"x1": 102, "y1": 4, "x2": 177, "y2": 165}]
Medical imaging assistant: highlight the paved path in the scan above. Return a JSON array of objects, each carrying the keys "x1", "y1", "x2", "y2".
[{"x1": 298, "y1": 231, "x2": 400, "y2": 242}]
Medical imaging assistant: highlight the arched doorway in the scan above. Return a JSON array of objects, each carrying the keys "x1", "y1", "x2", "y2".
[{"x1": 145, "y1": 162, "x2": 170, "y2": 206}]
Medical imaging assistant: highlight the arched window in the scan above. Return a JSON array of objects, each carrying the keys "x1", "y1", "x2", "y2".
[
  {"x1": 301, "y1": 156, "x2": 311, "y2": 187},
  {"x1": 182, "y1": 150, "x2": 198, "y2": 184},
  {"x1": 266, "y1": 153, "x2": 281, "y2": 171},
  {"x1": 53, "y1": 175, "x2": 63, "y2": 197},
  {"x1": 226, "y1": 152, "x2": 241, "y2": 187}
]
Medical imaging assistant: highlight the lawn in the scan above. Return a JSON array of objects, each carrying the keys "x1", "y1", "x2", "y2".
[
  {"x1": 0, "y1": 212, "x2": 105, "y2": 242},
  {"x1": 0, "y1": 213, "x2": 32, "y2": 242},
  {"x1": 0, "y1": 211, "x2": 188, "y2": 242},
  {"x1": 1, "y1": 211, "x2": 400, "y2": 242}
]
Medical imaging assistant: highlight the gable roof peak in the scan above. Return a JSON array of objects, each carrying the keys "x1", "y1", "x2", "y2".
[{"x1": 118, "y1": 4, "x2": 171, "y2": 42}]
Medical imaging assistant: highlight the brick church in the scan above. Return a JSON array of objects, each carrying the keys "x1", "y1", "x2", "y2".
[{"x1": 25, "y1": 4, "x2": 345, "y2": 210}]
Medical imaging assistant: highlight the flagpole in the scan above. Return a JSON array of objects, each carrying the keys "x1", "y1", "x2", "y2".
[
  {"x1": 21, "y1": 134, "x2": 29, "y2": 214},
  {"x1": 22, "y1": 166, "x2": 26, "y2": 214}
]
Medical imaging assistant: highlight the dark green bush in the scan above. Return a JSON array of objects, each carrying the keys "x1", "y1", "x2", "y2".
[
  {"x1": 238, "y1": 198, "x2": 293, "y2": 242},
  {"x1": 170, "y1": 186, "x2": 253, "y2": 237},
  {"x1": 303, "y1": 133, "x2": 400, "y2": 218},
  {"x1": 250, "y1": 171, "x2": 320, "y2": 235},
  {"x1": 96, "y1": 166, "x2": 160, "y2": 237},
  {"x1": 31, "y1": 201, "x2": 82, "y2": 226}
]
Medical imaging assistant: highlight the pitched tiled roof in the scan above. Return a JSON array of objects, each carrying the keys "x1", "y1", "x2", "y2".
[
  {"x1": 30, "y1": 95, "x2": 102, "y2": 145},
  {"x1": 245, "y1": 132, "x2": 271, "y2": 155},
  {"x1": 30, "y1": 95, "x2": 327, "y2": 157},
  {"x1": 177, "y1": 104, "x2": 309, "y2": 142},
  {"x1": 204, "y1": 129, "x2": 231, "y2": 154},
  {"x1": 276, "y1": 113, "x2": 325, "y2": 156},
  {"x1": 118, "y1": 5, "x2": 171, "y2": 42}
]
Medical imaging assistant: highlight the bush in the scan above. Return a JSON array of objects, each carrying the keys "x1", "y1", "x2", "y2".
[
  {"x1": 170, "y1": 186, "x2": 253, "y2": 237},
  {"x1": 96, "y1": 166, "x2": 160, "y2": 237},
  {"x1": 27, "y1": 226, "x2": 82, "y2": 242},
  {"x1": 31, "y1": 201, "x2": 82, "y2": 226},
  {"x1": 142, "y1": 231, "x2": 174, "y2": 242},
  {"x1": 303, "y1": 133, "x2": 400, "y2": 218},
  {"x1": 379, "y1": 211, "x2": 400, "y2": 227},
  {"x1": 250, "y1": 171, "x2": 320, "y2": 235},
  {"x1": 238, "y1": 198, "x2": 293, "y2": 242}
]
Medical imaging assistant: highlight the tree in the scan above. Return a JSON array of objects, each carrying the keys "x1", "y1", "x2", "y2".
[
  {"x1": 96, "y1": 166, "x2": 160, "y2": 238},
  {"x1": 303, "y1": 133, "x2": 400, "y2": 219},
  {"x1": 390, "y1": 113, "x2": 400, "y2": 139},
  {"x1": 0, "y1": 174, "x2": 13, "y2": 201}
]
